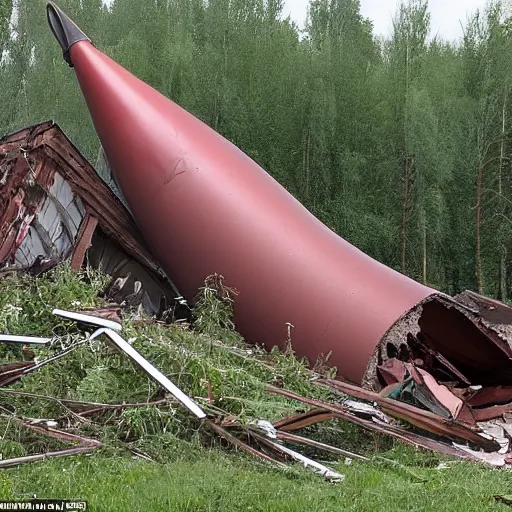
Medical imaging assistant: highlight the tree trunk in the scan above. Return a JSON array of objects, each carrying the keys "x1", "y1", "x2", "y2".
[
  {"x1": 401, "y1": 156, "x2": 410, "y2": 274},
  {"x1": 500, "y1": 246, "x2": 507, "y2": 302},
  {"x1": 421, "y1": 209, "x2": 427, "y2": 285},
  {"x1": 303, "y1": 127, "x2": 311, "y2": 201},
  {"x1": 476, "y1": 164, "x2": 484, "y2": 294},
  {"x1": 498, "y1": 90, "x2": 507, "y2": 301}
]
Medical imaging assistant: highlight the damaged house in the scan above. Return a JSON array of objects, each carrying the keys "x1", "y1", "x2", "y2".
[{"x1": 0, "y1": 121, "x2": 182, "y2": 317}]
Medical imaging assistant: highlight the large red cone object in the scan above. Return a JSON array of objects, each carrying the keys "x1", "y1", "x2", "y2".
[{"x1": 47, "y1": 3, "x2": 435, "y2": 384}]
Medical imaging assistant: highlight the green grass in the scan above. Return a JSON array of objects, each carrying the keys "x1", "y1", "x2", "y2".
[
  {"x1": 0, "y1": 448, "x2": 511, "y2": 512},
  {"x1": 0, "y1": 266, "x2": 510, "y2": 511}
]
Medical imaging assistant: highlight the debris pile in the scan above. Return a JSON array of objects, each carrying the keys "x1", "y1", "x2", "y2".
[{"x1": 0, "y1": 269, "x2": 508, "y2": 485}]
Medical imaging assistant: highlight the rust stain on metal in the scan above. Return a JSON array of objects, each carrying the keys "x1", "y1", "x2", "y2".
[
  {"x1": 71, "y1": 214, "x2": 98, "y2": 270},
  {"x1": 273, "y1": 409, "x2": 341, "y2": 432}
]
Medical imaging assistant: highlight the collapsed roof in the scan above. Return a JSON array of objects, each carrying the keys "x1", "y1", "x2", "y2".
[{"x1": 0, "y1": 121, "x2": 181, "y2": 316}]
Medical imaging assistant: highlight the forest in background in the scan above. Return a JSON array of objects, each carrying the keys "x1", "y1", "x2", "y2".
[{"x1": 0, "y1": 0, "x2": 511, "y2": 300}]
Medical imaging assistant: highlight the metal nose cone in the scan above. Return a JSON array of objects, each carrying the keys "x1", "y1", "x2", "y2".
[
  {"x1": 46, "y1": 2, "x2": 90, "y2": 67},
  {"x1": 45, "y1": 2, "x2": 435, "y2": 385}
]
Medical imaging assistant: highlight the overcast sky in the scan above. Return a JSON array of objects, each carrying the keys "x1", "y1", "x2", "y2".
[{"x1": 283, "y1": 0, "x2": 488, "y2": 42}]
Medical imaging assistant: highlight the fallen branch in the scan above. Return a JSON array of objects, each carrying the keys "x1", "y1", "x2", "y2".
[
  {"x1": 275, "y1": 431, "x2": 369, "y2": 462},
  {"x1": 205, "y1": 419, "x2": 285, "y2": 467},
  {"x1": 0, "y1": 445, "x2": 100, "y2": 469}
]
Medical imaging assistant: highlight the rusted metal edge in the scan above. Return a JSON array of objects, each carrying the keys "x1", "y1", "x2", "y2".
[
  {"x1": 71, "y1": 214, "x2": 98, "y2": 270},
  {"x1": 266, "y1": 386, "x2": 490, "y2": 462},
  {"x1": 318, "y1": 378, "x2": 498, "y2": 450},
  {"x1": 273, "y1": 409, "x2": 340, "y2": 432}
]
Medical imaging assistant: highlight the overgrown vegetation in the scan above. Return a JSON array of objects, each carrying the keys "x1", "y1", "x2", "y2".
[{"x1": 0, "y1": 265, "x2": 344, "y2": 461}]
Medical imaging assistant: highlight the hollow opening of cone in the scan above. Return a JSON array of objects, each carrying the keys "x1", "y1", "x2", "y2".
[{"x1": 364, "y1": 294, "x2": 512, "y2": 391}]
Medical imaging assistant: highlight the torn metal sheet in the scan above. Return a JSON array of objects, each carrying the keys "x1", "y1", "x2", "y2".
[
  {"x1": 377, "y1": 358, "x2": 407, "y2": 386},
  {"x1": 478, "y1": 422, "x2": 510, "y2": 454},
  {"x1": 0, "y1": 122, "x2": 181, "y2": 317},
  {"x1": 409, "y1": 366, "x2": 463, "y2": 419},
  {"x1": 452, "y1": 443, "x2": 510, "y2": 467},
  {"x1": 455, "y1": 290, "x2": 512, "y2": 327},
  {"x1": 267, "y1": 386, "x2": 494, "y2": 463},
  {"x1": 340, "y1": 399, "x2": 391, "y2": 423},
  {"x1": 91, "y1": 328, "x2": 206, "y2": 419},
  {"x1": 469, "y1": 386, "x2": 512, "y2": 408},
  {"x1": 406, "y1": 333, "x2": 472, "y2": 386},
  {"x1": 273, "y1": 409, "x2": 341, "y2": 432},
  {"x1": 418, "y1": 297, "x2": 512, "y2": 385},
  {"x1": 319, "y1": 379, "x2": 497, "y2": 450},
  {"x1": 473, "y1": 403, "x2": 512, "y2": 422}
]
